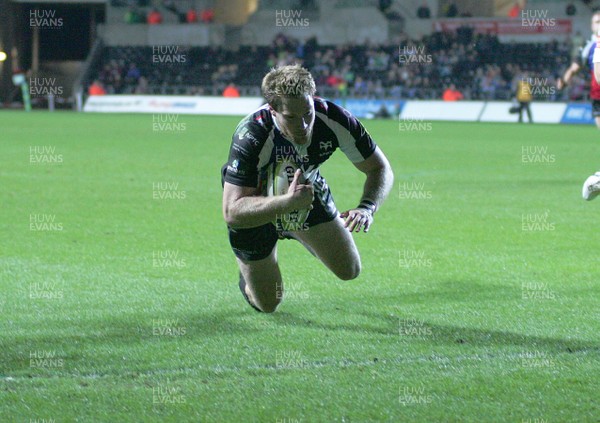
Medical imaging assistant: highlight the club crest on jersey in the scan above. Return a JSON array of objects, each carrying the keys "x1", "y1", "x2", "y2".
[{"x1": 319, "y1": 141, "x2": 333, "y2": 150}]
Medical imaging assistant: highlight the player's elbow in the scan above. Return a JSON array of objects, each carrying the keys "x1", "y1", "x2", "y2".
[
  {"x1": 224, "y1": 213, "x2": 242, "y2": 228},
  {"x1": 378, "y1": 160, "x2": 394, "y2": 196},
  {"x1": 386, "y1": 163, "x2": 395, "y2": 187},
  {"x1": 378, "y1": 153, "x2": 394, "y2": 184},
  {"x1": 369, "y1": 159, "x2": 394, "y2": 185},
  {"x1": 223, "y1": 203, "x2": 240, "y2": 227}
]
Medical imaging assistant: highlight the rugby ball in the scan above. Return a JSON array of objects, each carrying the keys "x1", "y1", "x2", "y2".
[{"x1": 268, "y1": 160, "x2": 311, "y2": 231}]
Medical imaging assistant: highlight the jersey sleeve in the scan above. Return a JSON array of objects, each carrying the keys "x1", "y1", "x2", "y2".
[
  {"x1": 223, "y1": 121, "x2": 266, "y2": 187},
  {"x1": 578, "y1": 39, "x2": 594, "y2": 67},
  {"x1": 328, "y1": 103, "x2": 377, "y2": 163},
  {"x1": 593, "y1": 46, "x2": 600, "y2": 64}
]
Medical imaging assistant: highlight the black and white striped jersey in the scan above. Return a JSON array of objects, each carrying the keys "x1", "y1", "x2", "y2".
[{"x1": 223, "y1": 97, "x2": 377, "y2": 191}]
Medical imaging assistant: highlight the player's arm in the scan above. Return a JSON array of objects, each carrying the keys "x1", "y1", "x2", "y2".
[
  {"x1": 341, "y1": 146, "x2": 394, "y2": 233},
  {"x1": 223, "y1": 170, "x2": 313, "y2": 229},
  {"x1": 558, "y1": 62, "x2": 581, "y2": 89}
]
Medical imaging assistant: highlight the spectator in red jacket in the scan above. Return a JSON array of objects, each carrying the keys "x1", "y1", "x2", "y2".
[
  {"x1": 186, "y1": 8, "x2": 198, "y2": 23},
  {"x1": 147, "y1": 8, "x2": 163, "y2": 25},
  {"x1": 88, "y1": 80, "x2": 106, "y2": 96},
  {"x1": 508, "y1": 2, "x2": 522, "y2": 18},
  {"x1": 200, "y1": 8, "x2": 214, "y2": 23},
  {"x1": 442, "y1": 84, "x2": 464, "y2": 101},
  {"x1": 223, "y1": 83, "x2": 240, "y2": 97}
]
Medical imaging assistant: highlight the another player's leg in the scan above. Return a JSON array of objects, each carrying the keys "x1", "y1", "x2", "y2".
[
  {"x1": 582, "y1": 171, "x2": 600, "y2": 201},
  {"x1": 293, "y1": 216, "x2": 361, "y2": 281},
  {"x1": 582, "y1": 102, "x2": 600, "y2": 199},
  {"x1": 592, "y1": 101, "x2": 600, "y2": 129}
]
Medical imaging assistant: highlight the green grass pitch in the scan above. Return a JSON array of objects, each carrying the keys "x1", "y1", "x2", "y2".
[{"x1": 1, "y1": 111, "x2": 599, "y2": 422}]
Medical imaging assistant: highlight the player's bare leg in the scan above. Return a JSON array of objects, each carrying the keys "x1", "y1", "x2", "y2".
[
  {"x1": 236, "y1": 246, "x2": 283, "y2": 313},
  {"x1": 293, "y1": 217, "x2": 361, "y2": 281},
  {"x1": 594, "y1": 116, "x2": 600, "y2": 129}
]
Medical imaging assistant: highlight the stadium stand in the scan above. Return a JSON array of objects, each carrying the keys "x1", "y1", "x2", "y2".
[{"x1": 85, "y1": 29, "x2": 577, "y2": 101}]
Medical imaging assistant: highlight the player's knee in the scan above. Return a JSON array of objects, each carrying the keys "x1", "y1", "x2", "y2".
[
  {"x1": 255, "y1": 297, "x2": 281, "y2": 313},
  {"x1": 336, "y1": 260, "x2": 361, "y2": 281},
  {"x1": 253, "y1": 292, "x2": 282, "y2": 313}
]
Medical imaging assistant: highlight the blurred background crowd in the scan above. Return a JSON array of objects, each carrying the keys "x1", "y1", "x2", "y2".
[{"x1": 88, "y1": 29, "x2": 583, "y2": 102}]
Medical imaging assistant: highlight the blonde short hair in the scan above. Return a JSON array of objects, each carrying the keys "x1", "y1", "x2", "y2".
[{"x1": 261, "y1": 64, "x2": 316, "y2": 111}]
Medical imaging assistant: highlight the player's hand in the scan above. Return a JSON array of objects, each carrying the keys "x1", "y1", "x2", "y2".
[
  {"x1": 556, "y1": 78, "x2": 565, "y2": 90},
  {"x1": 287, "y1": 169, "x2": 314, "y2": 210},
  {"x1": 340, "y1": 208, "x2": 373, "y2": 233}
]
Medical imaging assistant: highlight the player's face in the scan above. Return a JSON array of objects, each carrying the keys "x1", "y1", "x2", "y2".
[
  {"x1": 271, "y1": 95, "x2": 315, "y2": 145},
  {"x1": 591, "y1": 14, "x2": 600, "y2": 34}
]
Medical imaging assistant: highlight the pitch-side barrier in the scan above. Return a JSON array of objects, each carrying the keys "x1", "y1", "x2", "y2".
[{"x1": 83, "y1": 95, "x2": 594, "y2": 125}]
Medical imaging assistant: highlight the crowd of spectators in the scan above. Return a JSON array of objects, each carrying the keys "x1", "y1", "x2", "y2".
[
  {"x1": 94, "y1": 60, "x2": 148, "y2": 94},
  {"x1": 123, "y1": 2, "x2": 213, "y2": 25},
  {"x1": 88, "y1": 29, "x2": 588, "y2": 102}
]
